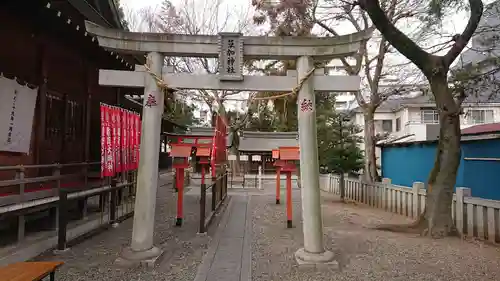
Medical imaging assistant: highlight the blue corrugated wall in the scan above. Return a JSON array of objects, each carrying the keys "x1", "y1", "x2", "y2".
[
  {"x1": 381, "y1": 139, "x2": 500, "y2": 200},
  {"x1": 461, "y1": 139, "x2": 500, "y2": 200},
  {"x1": 381, "y1": 143, "x2": 443, "y2": 189}
]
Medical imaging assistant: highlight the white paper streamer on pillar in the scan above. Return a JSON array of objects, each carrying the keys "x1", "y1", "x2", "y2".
[{"x1": 0, "y1": 77, "x2": 38, "y2": 154}]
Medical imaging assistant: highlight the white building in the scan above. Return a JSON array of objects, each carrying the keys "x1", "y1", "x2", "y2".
[
  {"x1": 334, "y1": 92, "x2": 357, "y2": 111},
  {"x1": 354, "y1": 0, "x2": 500, "y2": 145},
  {"x1": 354, "y1": 94, "x2": 500, "y2": 144}
]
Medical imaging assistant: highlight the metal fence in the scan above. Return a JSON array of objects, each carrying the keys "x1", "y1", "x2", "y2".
[
  {"x1": 0, "y1": 162, "x2": 136, "y2": 249},
  {"x1": 198, "y1": 171, "x2": 228, "y2": 233},
  {"x1": 56, "y1": 177, "x2": 136, "y2": 251}
]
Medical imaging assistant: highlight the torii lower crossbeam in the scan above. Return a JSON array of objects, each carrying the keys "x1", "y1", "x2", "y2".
[{"x1": 98, "y1": 67, "x2": 361, "y2": 92}]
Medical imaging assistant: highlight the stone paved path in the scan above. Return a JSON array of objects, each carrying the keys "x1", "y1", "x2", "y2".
[
  {"x1": 34, "y1": 173, "x2": 225, "y2": 281},
  {"x1": 193, "y1": 193, "x2": 252, "y2": 281},
  {"x1": 29, "y1": 174, "x2": 500, "y2": 281}
]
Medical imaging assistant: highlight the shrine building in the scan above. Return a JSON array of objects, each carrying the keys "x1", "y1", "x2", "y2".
[{"x1": 238, "y1": 131, "x2": 299, "y2": 174}]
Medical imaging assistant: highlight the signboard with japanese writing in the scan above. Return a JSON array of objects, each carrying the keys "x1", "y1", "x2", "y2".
[
  {"x1": 218, "y1": 33, "x2": 243, "y2": 81},
  {"x1": 181, "y1": 138, "x2": 196, "y2": 144},
  {"x1": 240, "y1": 155, "x2": 249, "y2": 161},
  {"x1": 252, "y1": 155, "x2": 262, "y2": 161},
  {"x1": 0, "y1": 77, "x2": 38, "y2": 154},
  {"x1": 272, "y1": 149, "x2": 280, "y2": 159}
]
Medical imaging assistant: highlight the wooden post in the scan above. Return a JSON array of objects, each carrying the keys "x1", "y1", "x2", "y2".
[
  {"x1": 339, "y1": 173, "x2": 345, "y2": 200},
  {"x1": 199, "y1": 183, "x2": 207, "y2": 233},
  {"x1": 84, "y1": 95, "x2": 92, "y2": 162},
  {"x1": 224, "y1": 171, "x2": 228, "y2": 199},
  {"x1": 51, "y1": 165, "x2": 61, "y2": 230},
  {"x1": 286, "y1": 171, "x2": 292, "y2": 228},
  {"x1": 456, "y1": 187, "x2": 471, "y2": 236},
  {"x1": 276, "y1": 168, "x2": 281, "y2": 204},
  {"x1": 17, "y1": 166, "x2": 26, "y2": 242},
  {"x1": 110, "y1": 179, "x2": 117, "y2": 224},
  {"x1": 201, "y1": 165, "x2": 205, "y2": 185},
  {"x1": 57, "y1": 189, "x2": 68, "y2": 251},
  {"x1": 258, "y1": 165, "x2": 262, "y2": 190},
  {"x1": 35, "y1": 33, "x2": 47, "y2": 168},
  {"x1": 59, "y1": 93, "x2": 69, "y2": 163},
  {"x1": 211, "y1": 175, "x2": 216, "y2": 211}
]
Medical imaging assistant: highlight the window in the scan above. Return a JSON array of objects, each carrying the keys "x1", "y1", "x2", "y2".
[
  {"x1": 396, "y1": 117, "x2": 401, "y2": 131},
  {"x1": 421, "y1": 109, "x2": 439, "y2": 124},
  {"x1": 66, "y1": 100, "x2": 84, "y2": 141},
  {"x1": 335, "y1": 101, "x2": 347, "y2": 109},
  {"x1": 467, "y1": 109, "x2": 494, "y2": 124},
  {"x1": 382, "y1": 120, "x2": 392, "y2": 132},
  {"x1": 45, "y1": 93, "x2": 64, "y2": 140}
]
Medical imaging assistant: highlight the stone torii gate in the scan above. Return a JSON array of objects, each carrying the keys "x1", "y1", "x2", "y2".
[{"x1": 85, "y1": 21, "x2": 370, "y2": 267}]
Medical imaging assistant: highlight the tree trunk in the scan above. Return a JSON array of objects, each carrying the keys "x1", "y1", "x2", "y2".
[
  {"x1": 373, "y1": 72, "x2": 460, "y2": 238},
  {"x1": 339, "y1": 172, "x2": 345, "y2": 200},
  {"x1": 420, "y1": 73, "x2": 461, "y2": 237},
  {"x1": 363, "y1": 109, "x2": 380, "y2": 183},
  {"x1": 234, "y1": 147, "x2": 241, "y2": 176}
]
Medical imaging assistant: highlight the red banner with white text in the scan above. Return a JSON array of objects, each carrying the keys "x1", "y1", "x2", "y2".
[{"x1": 100, "y1": 103, "x2": 141, "y2": 177}]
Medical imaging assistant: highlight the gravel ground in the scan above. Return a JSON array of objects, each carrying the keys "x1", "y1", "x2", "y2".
[
  {"x1": 252, "y1": 190, "x2": 500, "y2": 281},
  {"x1": 35, "y1": 175, "x2": 223, "y2": 281}
]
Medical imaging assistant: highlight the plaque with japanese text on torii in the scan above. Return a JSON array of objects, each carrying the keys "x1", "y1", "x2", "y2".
[{"x1": 218, "y1": 33, "x2": 243, "y2": 81}]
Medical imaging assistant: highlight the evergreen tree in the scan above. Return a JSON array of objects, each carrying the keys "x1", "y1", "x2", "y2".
[{"x1": 316, "y1": 94, "x2": 364, "y2": 199}]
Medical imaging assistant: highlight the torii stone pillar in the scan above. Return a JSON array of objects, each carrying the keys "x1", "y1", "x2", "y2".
[
  {"x1": 117, "y1": 52, "x2": 165, "y2": 266},
  {"x1": 294, "y1": 56, "x2": 335, "y2": 265}
]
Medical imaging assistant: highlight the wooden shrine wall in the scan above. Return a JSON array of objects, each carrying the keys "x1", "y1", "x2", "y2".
[{"x1": 0, "y1": 4, "x2": 123, "y2": 180}]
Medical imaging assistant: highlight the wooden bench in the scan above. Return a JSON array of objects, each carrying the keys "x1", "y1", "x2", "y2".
[{"x1": 0, "y1": 261, "x2": 64, "y2": 281}]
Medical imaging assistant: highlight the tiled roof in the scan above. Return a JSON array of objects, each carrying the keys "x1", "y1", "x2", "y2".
[
  {"x1": 461, "y1": 123, "x2": 500, "y2": 135},
  {"x1": 164, "y1": 127, "x2": 232, "y2": 146},
  {"x1": 239, "y1": 131, "x2": 299, "y2": 152},
  {"x1": 189, "y1": 127, "x2": 216, "y2": 136}
]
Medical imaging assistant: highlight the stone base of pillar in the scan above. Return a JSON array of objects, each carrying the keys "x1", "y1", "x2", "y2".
[
  {"x1": 294, "y1": 248, "x2": 338, "y2": 268},
  {"x1": 115, "y1": 246, "x2": 163, "y2": 268}
]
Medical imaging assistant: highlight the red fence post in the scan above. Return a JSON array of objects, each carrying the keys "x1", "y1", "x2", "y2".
[
  {"x1": 286, "y1": 171, "x2": 292, "y2": 228},
  {"x1": 276, "y1": 168, "x2": 281, "y2": 204},
  {"x1": 176, "y1": 168, "x2": 184, "y2": 226}
]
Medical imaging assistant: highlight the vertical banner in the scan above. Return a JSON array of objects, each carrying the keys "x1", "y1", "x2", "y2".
[
  {"x1": 102, "y1": 104, "x2": 114, "y2": 177},
  {"x1": 128, "y1": 111, "x2": 135, "y2": 171},
  {"x1": 100, "y1": 104, "x2": 106, "y2": 178},
  {"x1": 135, "y1": 113, "x2": 141, "y2": 169},
  {"x1": 0, "y1": 77, "x2": 38, "y2": 153},
  {"x1": 131, "y1": 112, "x2": 138, "y2": 170},
  {"x1": 110, "y1": 107, "x2": 116, "y2": 173},
  {"x1": 115, "y1": 107, "x2": 122, "y2": 173},
  {"x1": 100, "y1": 104, "x2": 141, "y2": 175},
  {"x1": 210, "y1": 116, "x2": 218, "y2": 177},
  {"x1": 121, "y1": 109, "x2": 128, "y2": 172}
]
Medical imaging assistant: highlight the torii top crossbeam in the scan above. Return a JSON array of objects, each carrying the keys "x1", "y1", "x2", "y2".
[{"x1": 85, "y1": 21, "x2": 372, "y2": 60}]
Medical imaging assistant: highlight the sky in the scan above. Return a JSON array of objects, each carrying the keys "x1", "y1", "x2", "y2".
[
  {"x1": 122, "y1": 0, "x2": 162, "y2": 9},
  {"x1": 119, "y1": 0, "x2": 495, "y2": 113}
]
